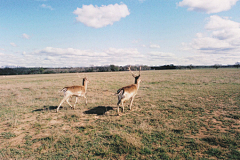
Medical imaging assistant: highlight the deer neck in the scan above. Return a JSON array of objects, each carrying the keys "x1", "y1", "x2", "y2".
[
  {"x1": 134, "y1": 79, "x2": 138, "y2": 84},
  {"x1": 134, "y1": 75, "x2": 140, "y2": 84},
  {"x1": 84, "y1": 81, "x2": 88, "y2": 91},
  {"x1": 136, "y1": 80, "x2": 141, "y2": 90},
  {"x1": 82, "y1": 79, "x2": 88, "y2": 91}
]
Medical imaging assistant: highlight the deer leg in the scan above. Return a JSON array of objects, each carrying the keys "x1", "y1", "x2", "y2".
[
  {"x1": 57, "y1": 95, "x2": 70, "y2": 113},
  {"x1": 83, "y1": 95, "x2": 87, "y2": 105},
  {"x1": 66, "y1": 97, "x2": 73, "y2": 109},
  {"x1": 122, "y1": 101, "x2": 125, "y2": 113},
  {"x1": 117, "y1": 101, "x2": 123, "y2": 116},
  {"x1": 117, "y1": 105, "x2": 120, "y2": 116},
  {"x1": 129, "y1": 96, "x2": 135, "y2": 110},
  {"x1": 73, "y1": 97, "x2": 78, "y2": 110}
]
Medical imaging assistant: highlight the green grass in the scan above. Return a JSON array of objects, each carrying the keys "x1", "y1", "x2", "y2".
[
  {"x1": 0, "y1": 69, "x2": 239, "y2": 159},
  {"x1": 1, "y1": 132, "x2": 16, "y2": 139}
]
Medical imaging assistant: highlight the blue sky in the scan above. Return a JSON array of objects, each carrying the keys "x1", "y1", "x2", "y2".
[{"x1": 1, "y1": 0, "x2": 240, "y2": 67}]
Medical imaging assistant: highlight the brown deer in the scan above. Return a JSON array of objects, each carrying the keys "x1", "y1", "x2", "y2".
[
  {"x1": 56, "y1": 77, "x2": 89, "y2": 113},
  {"x1": 116, "y1": 66, "x2": 141, "y2": 115}
]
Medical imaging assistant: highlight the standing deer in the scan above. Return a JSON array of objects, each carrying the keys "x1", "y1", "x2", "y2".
[
  {"x1": 56, "y1": 77, "x2": 89, "y2": 113},
  {"x1": 116, "y1": 66, "x2": 141, "y2": 115}
]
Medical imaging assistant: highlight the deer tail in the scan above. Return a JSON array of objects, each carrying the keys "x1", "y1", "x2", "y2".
[
  {"x1": 59, "y1": 87, "x2": 68, "y2": 93},
  {"x1": 117, "y1": 89, "x2": 125, "y2": 105}
]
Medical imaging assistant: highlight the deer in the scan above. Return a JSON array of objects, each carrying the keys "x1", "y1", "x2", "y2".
[
  {"x1": 56, "y1": 76, "x2": 89, "y2": 113},
  {"x1": 116, "y1": 66, "x2": 141, "y2": 115}
]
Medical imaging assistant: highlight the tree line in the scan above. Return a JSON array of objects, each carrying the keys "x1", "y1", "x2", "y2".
[
  {"x1": 0, "y1": 63, "x2": 239, "y2": 75},
  {"x1": 0, "y1": 65, "x2": 150, "y2": 75}
]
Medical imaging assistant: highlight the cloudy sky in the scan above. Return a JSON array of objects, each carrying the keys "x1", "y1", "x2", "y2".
[{"x1": 1, "y1": 0, "x2": 240, "y2": 67}]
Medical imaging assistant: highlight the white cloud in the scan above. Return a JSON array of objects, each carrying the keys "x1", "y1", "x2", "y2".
[
  {"x1": 205, "y1": 15, "x2": 240, "y2": 30},
  {"x1": 148, "y1": 52, "x2": 176, "y2": 62},
  {"x1": 23, "y1": 47, "x2": 183, "y2": 67},
  {"x1": 10, "y1": 43, "x2": 17, "y2": 47},
  {"x1": 22, "y1": 33, "x2": 30, "y2": 39},
  {"x1": 185, "y1": 54, "x2": 240, "y2": 65},
  {"x1": 44, "y1": 56, "x2": 56, "y2": 61},
  {"x1": 21, "y1": 47, "x2": 145, "y2": 67},
  {"x1": 205, "y1": 16, "x2": 240, "y2": 46},
  {"x1": 148, "y1": 52, "x2": 175, "y2": 57},
  {"x1": 149, "y1": 44, "x2": 160, "y2": 48},
  {"x1": 142, "y1": 51, "x2": 181, "y2": 65},
  {"x1": 35, "y1": 47, "x2": 141, "y2": 58},
  {"x1": 181, "y1": 15, "x2": 240, "y2": 56},
  {"x1": 105, "y1": 47, "x2": 141, "y2": 57},
  {"x1": 34, "y1": 47, "x2": 108, "y2": 57},
  {"x1": 177, "y1": 0, "x2": 238, "y2": 14},
  {"x1": 73, "y1": 3, "x2": 130, "y2": 28},
  {"x1": 189, "y1": 36, "x2": 233, "y2": 51},
  {"x1": 41, "y1": 4, "x2": 54, "y2": 10},
  {"x1": 2, "y1": 45, "x2": 237, "y2": 67}
]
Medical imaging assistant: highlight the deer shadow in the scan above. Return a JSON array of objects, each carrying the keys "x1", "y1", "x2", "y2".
[
  {"x1": 84, "y1": 106, "x2": 114, "y2": 115},
  {"x1": 32, "y1": 105, "x2": 113, "y2": 115},
  {"x1": 32, "y1": 106, "x2": 60, "y2": 112}
]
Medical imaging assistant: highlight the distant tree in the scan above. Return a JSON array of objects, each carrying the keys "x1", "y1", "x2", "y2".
[
  {"x1": 0, "y1": 68, "x2": 16, "y2": 75},
  {"x1": 110, "y1": 65, "x2": 119, "y2": 71},
  {"x1": 150, "y1": 64, "x2": 176, "y2": 70},
  {"x1": 141, "y1": 65, "x2": 151, "y2": 70},
  {"x1": 234, "y1": 62, "x2": 240, "y2": 68},
  {"x1": 87, "y1": 67, "x2": 94, "y2": 72},
  {"x1": 213, "y1": 64, "x2": 221, "y2": 69},
  {"x1": 39, "y1": 68, "x2": 44, "y2": 74},
  {"x1": 188, "y1": 64, "x2": 193, "y2": 70},
  {"x1": 177, "y1": 66, "x2": 183, "y2": 70}
]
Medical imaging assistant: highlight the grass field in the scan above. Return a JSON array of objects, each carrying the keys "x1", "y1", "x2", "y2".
[{"x1": 0, "y1": 69, "x2": 239, "y2": 159}]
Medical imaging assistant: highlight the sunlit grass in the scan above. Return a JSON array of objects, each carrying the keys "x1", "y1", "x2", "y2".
[{"x1": 0, "y1": 69, "x2": 239, "y2": 159}]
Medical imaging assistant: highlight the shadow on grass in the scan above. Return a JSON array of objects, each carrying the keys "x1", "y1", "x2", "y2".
[
  {"x1": 84, "y1": 106, "x2": 114, "y2": 115},
  {"x1": 32, "y1": 106, "x2": 60, "y2": 112},
  {"x1": 32, "y1": 106, "x2": 114, "y2": 115}
]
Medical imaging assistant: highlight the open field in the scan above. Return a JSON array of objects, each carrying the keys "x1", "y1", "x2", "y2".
[{"x1": 0, "y1": 69, "x2": 239, "y2": 159}]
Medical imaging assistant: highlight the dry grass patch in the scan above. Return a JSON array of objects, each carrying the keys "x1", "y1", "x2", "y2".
[{"x1": 0, "y1": 69, "x2": 239, "y2": 159}]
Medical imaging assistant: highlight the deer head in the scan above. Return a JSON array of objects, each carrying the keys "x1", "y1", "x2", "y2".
[{"x1": 128, "y1": 66, "x2": 141, "y2": 84}]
